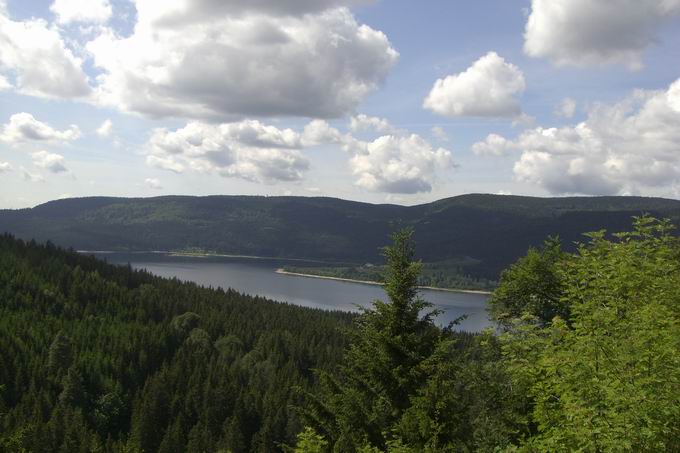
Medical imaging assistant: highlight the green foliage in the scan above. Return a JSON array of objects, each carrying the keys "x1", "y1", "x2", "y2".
[
  {"x1": 301, "y1": 229, "x2": 494, "y2": 451},
  {"x1": 4, "y1": 194, "x2": 680, "y2": 280},
  {"x1": 501, "y1": 217, "x2": 680, "y2": 451},
  {"x1": 0, "y1": 233, "x2": 352, "y2": 452},
  {"x1": 300, "y1": 217, "x2": 680, "y2": 452},
  {"x1": 58, "y1": 367, "x2": 86, "y2": 407},
  {"x1": 294, "y1": 427, "x2": 327, "y2": 453},
  {"x1": 4, "y1": 215, "x2": 680, "y2": 452},
  {"x1": 171, "y1": 312, "x2": 201, "y2": 335},
  {"x1": 489, "y1": 236, "x2": 566, "y2": 326},
  {"x1": 283, "y1": 259, "x2": 496, "y2": 292},
  {"x1": 48, "y1": 332, "x2": 73, "y2": 378}
]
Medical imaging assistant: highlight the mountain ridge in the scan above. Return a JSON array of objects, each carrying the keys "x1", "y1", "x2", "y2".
[{"x1": 3, "y1": 193, "x2": 680, "y2": 278}]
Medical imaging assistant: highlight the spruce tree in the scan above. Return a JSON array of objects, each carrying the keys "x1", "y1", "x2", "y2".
[{"x1": 302, "y1": 229, "x2": 445, "y2": 451}]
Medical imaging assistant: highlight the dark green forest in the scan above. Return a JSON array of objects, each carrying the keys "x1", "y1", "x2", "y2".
[
  {"x1": 0, "y1": 234, "x2": 354, "y2": 452},
  {"x1": 2, "y1": 217, "x2": 680, "y2": 452},
  {"x1": 281, "y1": 260, "x2": 497, "y2": 291},
  {"x1": 3, "y1": 194, "x2": 680, "y2": 279}
]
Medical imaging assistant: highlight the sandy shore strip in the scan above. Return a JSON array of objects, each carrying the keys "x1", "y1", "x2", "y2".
[{"x1": 275, "y1": 269, "x2": 492, "y2": 295}]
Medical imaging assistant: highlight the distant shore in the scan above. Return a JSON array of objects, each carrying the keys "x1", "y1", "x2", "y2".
[
  {"x1": 80, "y1": 249, "x2": 333, "y2": 264},
  {"x1": 79, "y1": 250, "x2": 492, "y2": 295},
  {"x1": 275, "y1": 268, "x2": 492, "y2": 295}
]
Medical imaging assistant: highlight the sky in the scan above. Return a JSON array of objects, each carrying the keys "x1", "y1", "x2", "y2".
[{"x1": 1, "y1": 0, "x2": 680, "y2": 209}]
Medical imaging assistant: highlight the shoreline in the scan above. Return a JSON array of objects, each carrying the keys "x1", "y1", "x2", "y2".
[
  {"x1": 79, "y1": 250, "x2": 334, "y2": 264},
  {"x1": 275, "y1": 269, "x2": 492, "y2": 295},
  {"x1": 78, "y1": 250, "x2": 492, "y2": 295}
]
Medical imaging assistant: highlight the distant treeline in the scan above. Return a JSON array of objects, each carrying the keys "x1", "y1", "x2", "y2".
[
  {"x1": 3, "y1": 193, "x2": 680, "y2": 279},
  {"x1": 282, "y1": 260, "x2": 497, "y2": 291}
]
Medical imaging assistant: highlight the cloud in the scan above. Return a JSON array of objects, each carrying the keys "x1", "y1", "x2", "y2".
[
  {"x1": 50, "y1": 0, "x2": 112, "y2": 24},
  {"x1": 472, "y1": 133, "x2": 514, "y2": 156},
  {"x1": 86, "y1": 5, "x2": 398, "y2": 120},
  {"x1": 135, "y1": 0, "x2": 373, "y2": 21},
  {"x1": 524, "y1": 0, "x2": 680, "y2": 69},
  {"x1": 0, "y1": 75, "x2": 11, "y2": 91},
  {"x1": 301, "y1": 119, "x2": 346, "y2": 146},
  {"x1": 431, "y1": 126, "x2": 449, "y2": 142},
  {"x1": 144, "y1": 177, "x2": 162, "y2": 189},
  {"x1": 31, "y1": 150, "x2": 68, "y2": 173},
  {"x1": 423, "y1": 52, "x2": 525, "y2": 118},
  {"x1": 96, "y1": 119, "x2": 113, "y2": 137},
  {"x1": 147, "y1": 120, "x2": 309, "y2": 183},
  {"x1": 1, "y1": 113, "x2": 81, "y2": 144},
  {"x1": 21, "y1": 168, "x2": 45, "y2": 183},
  {"x1": 0, "y1": 9, "x2": 91, "y2": 99},
  {"x1": 348, "y1": 134, "x2": 453, "y2": 194},
  {"x1": 150, "y1": 115, "x2": 453, "y2": 193},
  {"x1": 0, "y1": 161, "x2": 12, "y2": 173},
  {"x1": 555, "y1": 98, "x2": 577, "y2": 118},
  {"x1": 0, "y1": 112, "x2": 81, "y2": 143},
  {"x1": 474, "y1": 78, "x2": 680, "y2": 195},
  {"x1": 349, "y1": 114, "x2": 400, "y2": 135},
  {"x1": 302, "y1": 118, "x2": 454, "y2": 194}
]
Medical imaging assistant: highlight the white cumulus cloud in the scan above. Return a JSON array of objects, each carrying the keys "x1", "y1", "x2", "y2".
[
  {"x1": 473, "y1": 78, "x2": 680, "y2": 196},
  {"x1": 423, "y1": 52, "x2": 525, "y2": 118},
  {"x1": 472, "y1": 133, "x2": 514, "y2": 156},
  {"x1": 1, "y1": 113, "x2": 81, "y2": 144},
  {"x1": 303, "y1": 118, "x2": 454, "y2": 194},
  {"x1": 146, "y1": 120, "x2": 309, "y2": 183},
  {"x1": 0, "y1": 9, "x2": 91, "y2": 99},
  {"x1": 524, "y1": 0, "x2": 680, "y2": 69},
  {"x1": 301, "y1": 119, "x2": 346, "y2": 146},
  {"x1": 96, "y1": 119, "x2": 113, "y2": 137},
  {"x1": 50, "y1": 0, "x2": 112, "y2": 24},
  {"x1": 349, "y1": 114, "x2": 400, "y2": 135},
  {"x1": 349, "y1": 134, "x2": 453, "y2": 193},
  {"x1": 31, "y1": 150, "x2": 68, "y2": 173},
  {"x1": 86, "y1": 4, "x2": 398, "y2": 120},
  {"x1": 145, "y1": 177, "x2": 162, "y2": 189},
  {"x1": 0, "y1": 161, "x2": 12, "y2": 173}
]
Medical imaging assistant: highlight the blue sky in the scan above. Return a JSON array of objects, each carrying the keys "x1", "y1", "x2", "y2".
[{"x1": 1, "y1": 0, "x2": 680, "y2": 208}]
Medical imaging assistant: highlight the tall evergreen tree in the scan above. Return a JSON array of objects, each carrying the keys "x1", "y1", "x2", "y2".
[
  {"x1": 302, "y1": 229, "x2": 447, "y2": 451},
  {"x1": 47, "y1": 332, "x2": 73, "y2": 379}
]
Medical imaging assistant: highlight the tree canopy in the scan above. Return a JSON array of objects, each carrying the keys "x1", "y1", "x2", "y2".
[{"x1": 2, "y1": 216, "x2": 680, "y2": 452}]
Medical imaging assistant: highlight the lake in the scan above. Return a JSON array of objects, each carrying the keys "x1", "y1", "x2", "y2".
[{"x1": 94, "y1": 252, "x2": 491, "y2": 332}]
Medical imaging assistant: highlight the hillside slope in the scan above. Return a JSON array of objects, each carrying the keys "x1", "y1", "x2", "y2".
[
  {"x1": 0, "y1": 233, "x2": 352, "y2": 451},
  {"x1": 2, "y1": 194, "x2": 680, "y2": 278}
]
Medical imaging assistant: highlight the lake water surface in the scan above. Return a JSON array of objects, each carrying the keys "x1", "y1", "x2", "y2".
[{"x1": 95, "y1": 253, "x2": 491, "y2": 332}]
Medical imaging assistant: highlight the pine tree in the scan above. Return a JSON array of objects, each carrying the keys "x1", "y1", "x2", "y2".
[
  {"x1": 302, "y1": 229, "x2": 446, "y2": 451},
  {"x1": 47, "y1": 332, "x2": 73, "y2": 379},
  {"x1": 58, "y1": 367, "x2": 85, "y2": 408}
]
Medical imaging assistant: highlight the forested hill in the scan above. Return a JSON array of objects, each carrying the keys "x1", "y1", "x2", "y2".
[
  {"x1": 2, "y1": 194, "x2": 680, "y2": 278},
  {"x1": 0, "y1": 233, "x2": 353, "y2": 451}
]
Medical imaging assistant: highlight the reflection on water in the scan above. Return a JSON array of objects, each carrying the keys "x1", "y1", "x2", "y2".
[{"x1": 95, "y1": 253, "x2": 491, "y2": 332}]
